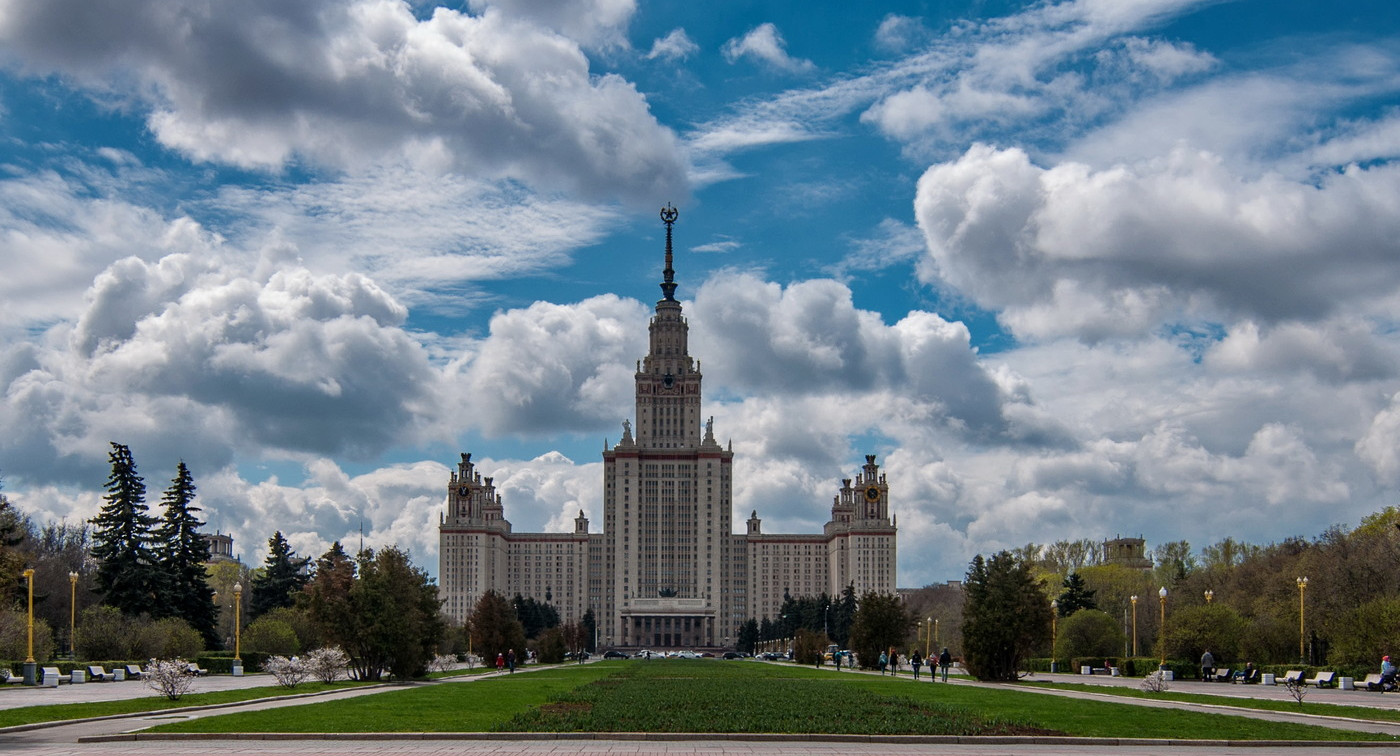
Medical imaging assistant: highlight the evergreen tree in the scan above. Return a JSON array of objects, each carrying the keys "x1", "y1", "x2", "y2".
[
  {"x1": 304, "y1": 541, "x2": 356, "y2": 648},
  {"x1": 511, "y1": 593, "x2": 560, "y2": 638},
  {"x1": 581, "y1": 608, "x2": 597, "y2": 652},
  {"x1": 832, "y1": 583, "x2": 858, "y2": 647},
  {"x1": 153, "y1": 462, "x2": 218, "y2": 646},
  {"x1": 470, "y1": 589, "x2": 526, "y2": 667},
  {"x1": 962, "y1": 551, "x2": 1052, "y2": 681},
  {"x1": 90, "y1": 442, "x2": 160, "y2": 615},
  {"x1": 249, "y1": 531, "x2": 310, "y2": 619},
  {"x1": 0, "y1": 476, "x2": 26, "y2": 603},
  {"x1": 848, "y1": 591, "x2": 912, "y2": 669},
  {"x1": 1055, "y1": 571, "x2": 1098, "y2": 616},
  {"x1": 736, "y1": 618, "x2": 759, "y2": 653}
]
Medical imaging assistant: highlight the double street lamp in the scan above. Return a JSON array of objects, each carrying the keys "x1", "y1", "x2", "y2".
[
  {"x1": 69, "y1": 571, "x2": 78, "y2": 659},
  {"x1": 1050, "y1": 599, "x2": 1059, "y2": 673},
  {"x1": 1130, "y1": 595, "x2": 1138, "y2": 657},
  {"x1": 1203, "y1": 589, "x2": 1214, "y2": 604}
]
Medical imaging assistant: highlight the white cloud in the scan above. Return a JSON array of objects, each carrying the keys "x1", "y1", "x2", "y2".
[
  {"x1": 874, "y1": 15, "x2": 933, "y2": 54},
  {"x1": 0, "y1": 0, "x2": 685, "y2": 202},
  {"x1": 914, "y1": 144, "x2": 1400, "y2": 341},
  {"x1": 721, "y1": 23, "x2": 815, "y2": 74},
  {"x1": 646, "y1": 28, "x2": 699, "y2": 62},
  {"x1": 467, "y1": 0, "x2": 637, "y2": 51}
]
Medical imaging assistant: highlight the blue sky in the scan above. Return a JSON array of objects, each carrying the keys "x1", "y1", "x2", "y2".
[{"x1": 2, "y1": 0, "x2": 1400, "y2": 587}]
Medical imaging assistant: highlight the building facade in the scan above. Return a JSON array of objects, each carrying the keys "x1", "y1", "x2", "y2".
[{"x1": 438, "y1": 207, "x2": 897, "y2": 648}]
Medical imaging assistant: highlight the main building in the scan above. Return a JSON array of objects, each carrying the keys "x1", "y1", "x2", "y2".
[{"x1": 438, "y1": 207, "x2": 897, "y2": 649}]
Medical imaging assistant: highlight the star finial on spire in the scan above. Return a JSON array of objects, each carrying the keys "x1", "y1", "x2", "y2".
[{"x1": 660, "y1": 203, "x2": 678, "y2": 301}]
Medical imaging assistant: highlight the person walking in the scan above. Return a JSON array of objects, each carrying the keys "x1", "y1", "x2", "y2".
[
  {"x1": 938, "y1": 647, "x2": 952, "y2": 683},
  {"x1": 495, "y1": 652, "x2": 504, "y2": 673},
  {"x1": 911, "y1": 649, "x2": 923, "y2": 680},
  {"x1": 1200, "y1": 649, "x2": 1215, "y2": 682},
  {"x1": 508, "y1": 648, "x2": 517, "y2": 674},
  {"x1": 878, "y1": 649, "x2": 888, "y2": 674},
  {"x1": 889, "y1": 648, "x2": 899, "y2": 677}
]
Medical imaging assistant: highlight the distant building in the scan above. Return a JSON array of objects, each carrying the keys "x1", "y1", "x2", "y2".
[
  {"x1": 438, "y1": 207, "x2": 898, "y2": 648},
  {"x1": 1102, "y1": 536, "x2": 1152, "y2": 570},
  {"x1": 203, "y1": 532, "x2": 236, "y2": 563}
]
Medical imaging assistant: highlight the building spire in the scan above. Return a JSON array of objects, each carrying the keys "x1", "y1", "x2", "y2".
[{"x1": 660, "y1": 203, "x2": 678, "y2": 302}]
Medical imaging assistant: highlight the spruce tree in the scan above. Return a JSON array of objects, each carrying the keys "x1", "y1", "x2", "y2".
[
  {"x1": 249, "y1": 531, "x2": 310, "y2": 619},
  {"x1": 962, "y1": 551, "x2": 1053, "y2": 681},
  {"x1": 153, "y1": 462, "x2": 218, "y2": 646},
  {"x1": 1055, "y1": 571, "x2": 1098, "y2": 616},
  {"x1": 90, "y1": 442, "x2": 160, "y2": 616}
]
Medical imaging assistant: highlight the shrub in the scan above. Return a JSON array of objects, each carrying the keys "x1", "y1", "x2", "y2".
[
  {"x1": 1054, "y1": 610, "x2": 1124, "y2": 661},
  {"x1": 243, "y1": 617, "x2": 300, "y2": 656},
  {"x1": 305, "y1": 647, "x2": 350, "y2": 683},
  {"x1": 144, "y1": 658, "x2": 196, "y2": 700},
  {"x1": 428, "y1": 653, "x2": 455, "y2": 674},
  {"x1": 137, "y1": 617, "x2": 204, "y2": 660},
  {"x1": 264, "y1": 655, "x2": 309, "y2": 688},
  {"x1": 535, "y1": 628, "x2": 565, "y2": 664},
  {"x1": 0, "y1": 609, "x2": 55, "y2": 662},
  {"x1": 1140, "y1": 670, "x2": 1170, "y2": 693}
]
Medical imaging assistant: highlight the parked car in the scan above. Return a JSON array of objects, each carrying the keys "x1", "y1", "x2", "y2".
[{"x1": 603, "y1": 650, "x2": 628, "y2": 659}]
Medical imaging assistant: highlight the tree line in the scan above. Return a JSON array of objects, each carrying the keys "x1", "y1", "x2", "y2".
[{"x1": 958, "y1": 509, "x2": 1400, "y2": 680}]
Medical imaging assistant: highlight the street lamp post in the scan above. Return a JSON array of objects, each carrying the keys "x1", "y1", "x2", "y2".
[
  {"x1": 925, "y1": 616, "x2": 932, "y2": 657},
  {"x1": 1296, "y1": 576, "x2": 1308, "y2": 664},
  {"x1": 1204, "y1": 589, "x2": 1214, "y2": 604},
  {"x1": 1158, "y1": 587, "x2": 1168, "y2": 668},
  {"x1": 233, "y1": 582, "x2": 244, "y2": 676},
  {"x1": 68, "y1": 571, "x2": 78, "y2": 660},
  {"x1": 22, "y1": 568, "x2": 36, "y2": 685},
  {"x1": 1050, "y1": 599, "x2": 1058, "y2": 673},
  {"x1": 1130, "y1": 595, "x2": 1138, "y2": 657}
]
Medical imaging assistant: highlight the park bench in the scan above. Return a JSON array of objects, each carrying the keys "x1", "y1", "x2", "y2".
[
  {"x1": 1358, "y1": 673, "x2": 1384, "y2": 691},
  {"x1": 187, "y1": 662, "x2": 209, "y2": 676},
  {"x1": 1304, "y1": 671, "x2": 1336, "y2": 688},
  {"x1": 41, "y1": 666, "x2": 63, "y2": 686},
  {"x1": 87, "y1": 665, "x2": 111, "y2": 682},
  {"x1": 124, "y1": 664, "x2": 143, "y2": 679},
  {"x1": 1281, "y1": 670, "x2": 1304, "y2": 685},
  {"x1": 0, "y1": 669, "x2": 24, "y2": 684},
  {"x1": 1213, "y1": 668, "x2": 1233, "y2": 682}
]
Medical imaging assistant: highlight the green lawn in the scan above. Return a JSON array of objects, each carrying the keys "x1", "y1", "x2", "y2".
[
  {"x1": 1024, "y1": 680, "x2": 1400, "y2": 723},
  {"x1": 0, "y1": 680, "x2": 374, "y2": 729},
  {"x1": 149, "y1": 661, "x2": 1395, "y2": 741}
]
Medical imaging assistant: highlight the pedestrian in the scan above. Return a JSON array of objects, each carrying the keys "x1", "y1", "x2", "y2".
[
  {"x1": 878, "y1": 649, "x2": 888, "y2": 674},
  {"x1": 495, "y1": 652, "x2": 504, "y2": 673},
  {"x1": 938, "y1": 647, "x2": 951, "y2": 683},
  {"x1": 1200, "y1": 649, "x2": 1215, "y2": 682},
  {"x1": 911, "y1": 649, "x2": 923, "y2": 680},
  {"x1": 889, "y1": 648, "x2": 899, "y2": 677},
  {"x1": 508, "y1": 648, "x2": 517, "y2": 674}
]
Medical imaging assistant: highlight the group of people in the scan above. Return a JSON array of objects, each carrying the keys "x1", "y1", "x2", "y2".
[
  {"x1": 1201, "y1": 650, "x2": 1399, "y2": 689},
  {"x1": 494, "y1": 649, "x2": 517, "y2": 673},
  {"x1": 875, "y1": 647, "x2": 953, "y2": 681}
]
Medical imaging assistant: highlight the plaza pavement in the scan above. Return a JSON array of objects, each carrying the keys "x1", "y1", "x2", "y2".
[{"x1": 2, "y1": 661, "x2": 1400, "y2": 755}]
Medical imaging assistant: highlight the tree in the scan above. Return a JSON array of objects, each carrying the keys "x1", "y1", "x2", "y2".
[
  {"x1": 1153, "y1": 540, "x2": 1196, "y2": 586},
  {"x1": 0, "y1": 477, "x2": 26, "y2": 603},
  {"x1": 736, "y1": 618, "x2": 759, "y2": 654},
  {"x1": 848, "y1": 591, "x2": 911, "y2": 669},
  {"x1": 580, "y1": 608, "x2": 597, "y2": 652},
  {"x1": 243, "y1": 615, "x2": 300, "y2": 655},
  {"x1": 793, "y1": 628, "x2": 830, "y2": 665},
  {"x1": 511, "y1": 594, "x2": 559, "y2": 639},
  {"x1": 1162, "y1": 604, "x2": 1247, "y2": 667},
  {"x1": 1054, "y1": 609, "x2": 1125, "y2": 660},
  {"x1": 962, "y1": 551, "x2": 1051, "y2": 681},
  {"x1": 469, "y1": 590, "x2": 526, "y2": 668},
  {"x1": 1056, "y1": 572, "x2": 1097, "y2": 616},
  {"x1": 318, "y1": 546, "x2": 445, "y2": 681},
  {"x1": 249, "y1": 531, "x2": 309, "y2": 620},
  {"x1": 90, "y1": 442, "x2": 160, "y2": 616},
  {"x1": 1316, "y1": 597, "x2": 1400, "y2": 668},
  {"x1": 832, "y1": 584, "x2": 858, "y2": 647},
  {"x1": 152, "y1": 462, "x2": 218, "y2": 646}
]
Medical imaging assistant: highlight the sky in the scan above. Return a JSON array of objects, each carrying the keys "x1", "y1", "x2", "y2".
[{"x1": 2, "y1": 0, "x2": 1399, "y2": 587}]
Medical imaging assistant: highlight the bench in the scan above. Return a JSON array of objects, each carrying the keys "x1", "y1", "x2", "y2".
[
  {"x1": 1281, "y1": 670, "x2": 1304, "y2": 685},
  {"x1": 187, "y1": 662, "x2": 209, "y2": 676},
  {"x1": 125, "y1": 664, "x2": 144, "y2": 679},
  {"x1": 87, "y1": 665, "x2": 111, "y2": 682},
  {"x1": 41, "y1": 666, "x2": 63, "y2": 686},
  {"x1": 1213, "y1": 668, "x2": 1233, "y2": 682},
  {"x1": 1304, "y1": 671, "x2": 1336, "y2": 688}
]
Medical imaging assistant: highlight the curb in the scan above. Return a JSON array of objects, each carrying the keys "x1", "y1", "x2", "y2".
[{"x1": 76, "y1": 731, "x2": 1400, "y2": 747}]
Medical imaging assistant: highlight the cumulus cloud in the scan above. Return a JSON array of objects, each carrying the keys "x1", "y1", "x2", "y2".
[
  {"x1": 646, "y1": 28, "x2": 699, "y2": 62},
  {"x1": 467, "y1": 0, "x2": 636, "y2": 51},
  {"x1": 873, "y1": 15, "x2": 934, "y2": 54},
  {"x1": 449, "y1": 295, "x2": 650, "y2": 435},
  {"x1": 0, "y1": 248, "x2": 441, "y2": 486},
  {"x1": 914, "y1": 144, "x2": 1400, "y2": 341},
  {"x1": 0, "y1": 0, "x2": 685, "y2": 202},
  {"x1": 721, "y1": 23, "x2": 815, "y2": 74}
]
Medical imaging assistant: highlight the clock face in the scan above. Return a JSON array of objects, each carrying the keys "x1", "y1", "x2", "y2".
[
  {"x1": 864, "y1": 486, "x2": 881, "y2": 503},
  {"x1": 458, "y1": 486, "x2": 469, "y2": 496}
]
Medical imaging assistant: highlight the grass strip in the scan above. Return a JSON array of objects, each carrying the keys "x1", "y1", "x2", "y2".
[
  {"x1": 148, "y1": 661, "x2": 1393, "y2": 740},
  {"x1": 150, "y1": 665, "x2": 616, "y2": 733},
  {"x1": 1023, "y1": 681, "x2": 1400, "y2": 723},
  {"x1": 0, "y1": 681, "x2": 373, "y2": 729}
]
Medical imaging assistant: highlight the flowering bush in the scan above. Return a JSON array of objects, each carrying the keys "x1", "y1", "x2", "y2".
[
  {"x1": 264, "y1": 655, "x2": 309, "y2": 688},
  {"x1": 428, "y1": 653, "x2": 456, "y2": 674},
  {"x1": 305, "y1": 647, "x2": 350, "y2": 683},
  {"x1": 144, "y1": 658, "x2": 196, "y2": 700},
  {"x1": 1139, "y1": 670, "x2": 1170, "y2": 693}
]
